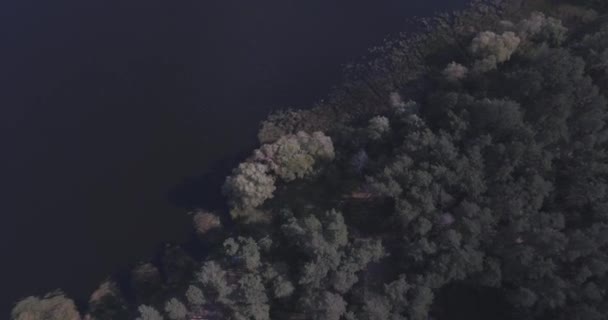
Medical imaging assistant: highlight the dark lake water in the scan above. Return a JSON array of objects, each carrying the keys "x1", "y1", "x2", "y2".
[{"x1": 0, "y1": 0, "x2": 469, "y2": 315}]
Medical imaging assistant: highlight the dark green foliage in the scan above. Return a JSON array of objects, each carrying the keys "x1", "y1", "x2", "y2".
[
  {"x1": 160, "y1": 245, "x2": 196, "y2": 289},
  {"x1": 330, "y1": 238, "x2": 386, "y2": 293},
  {"x1": 132, "y1": 263, "x2": 164, "y2": 305}
]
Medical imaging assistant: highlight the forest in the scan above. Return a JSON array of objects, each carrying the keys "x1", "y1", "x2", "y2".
[{"x1": 11, "y1": 0, "x2": 608, "y2": 319}]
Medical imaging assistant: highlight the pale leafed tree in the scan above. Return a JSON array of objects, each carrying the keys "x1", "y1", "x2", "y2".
[
  {"x1": 223, "y1": 162, "x2": 276, "y2": 209},
  {"x1": 261, "y1": 263, "x2": 295, "y2": 299},
  {"x1": 331, "y1": 238, "x2": 386, "y2": 293},
  {"x1": 164, "y1": 298, "x2": 188, "y2": 320},
  {"x1": 470, "y1": 31, "x2": 521, "y2": 72},
  {"x1": 89, "y1": 280, "x2": 120, "y2": 305},
  {"x1": 322, "y1": 209, "x2": 349, "y2": 248},
  {"x1": 228, "y1": 274, "x2": 270, "y2": 320},
  {"x1": 224, "y1": 131, "x2": 334, "y2": 215},
  {"x1": 192, "y1": 210, "x2": 221, "y2": 235},
  {"x1": 12, "y1": 291, "x2": 81, "y2": 320},
  {"x1": 223, "y1": 236, "x2": 262, "y2": 271},
  {"x1": 516, "y1": 12, "x2": 567, "y2": 45},
  {"x1": 257, "y1": 109, "x2": 331, "y2": 144},
  {"x1": 389, "y1": 92, "x2": 406, "y2": 109},
  {"x1": 185, "y1": 285, "x2": 205, "y2": 307},
  {"x1": 135, "y1": 305, "x2": 163, "y2": 320},
  {"x1": 252, "y1": 131, "x2": 335, "y2": 181},
  {"x1": 257, "y1": 109, "x2": 308, "y2": 144},
  {"x1": 390, "y1": 92, "x2": 421, "y2": 114},
  {"x1": 280, "y1": 210, "x2": 349, "y2": 288},
  {"x1": 442, "y1": 62, "x2": 469, "y2": 82},
  {"x1": 300, "y1": 290, "x2": 347, "y2": 320},
  {"x1": 196, "y1": 260, "x2": 232, "y2": 302},
  {"x1": 367, "y1": 116, "x2": 390, "y2": 140},
  {"x1": 359, "y1": 293, "x2": 392, "y2": 320},
  {"x1": 88, "y1": 280, "x2": 128, "y2": 319},
  {"x1": 271, "y1": 275, "x2": 295, "y2": 299}
]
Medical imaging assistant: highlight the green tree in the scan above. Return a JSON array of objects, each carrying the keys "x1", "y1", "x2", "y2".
[
  {"x1": 196, "y1": 261, "x2": 232, "y2": 302},
  {"x1": 164, "y1": 298, "x2": 188, "y2": 320},
  {"x1": 367, "y1": 116, "x2": 390, "y2": 140},
  {"x1": 300, "y1": 290, "x2": 347, "y2": 320},
  {"x1": 252, "y1": 131, "x2": 335, "y2": 182},
  {"x1": 135, "y1": 305, "x2": 163, "y2": 320},
  {"x1": 470, "y1": 31, "x2": 521, "y2": 72},
  {"x1": 223, "y1": 162, "x2": 276, "y2": 209},
  {"x1": 185, "y1": 285, "x2": 205, "y2": 307},
  {"x1": 228, "y1": 274, "x2": 270, "y2": 320},
  {"x1": 223, "y1": 236, "x2": 262, "y2": 271}
]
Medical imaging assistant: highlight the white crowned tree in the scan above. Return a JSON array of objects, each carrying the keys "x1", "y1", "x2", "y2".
[
  {"x1": 12, "y1": 292, "x2": 81, "y2": 320},
  {"x1": 223, "y1": 162, "x2": 276, "y2": 209},
  {"x1": 135, "y1": 305, "x2": 163, "y2": 320},
  {"x1": 470, "y1": 31, "x2": 521, "y2": 72}
]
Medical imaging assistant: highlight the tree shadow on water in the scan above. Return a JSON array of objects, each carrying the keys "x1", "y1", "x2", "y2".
[
  {"x1": 432, "y1": 282, "x2": 514, "y2": 320},
  {"x1": 106, "y1": 150, "x2": 252, "y2": 311},
  {"x1": 166, "y1": 151, "x2": 250, "y2": 213}
]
